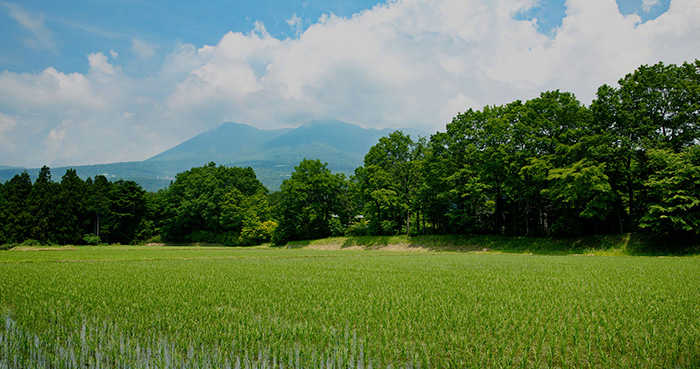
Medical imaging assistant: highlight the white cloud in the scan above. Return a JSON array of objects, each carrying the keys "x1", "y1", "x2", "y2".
[
  {"x1": 43, "y1": 119, "x2": 69, "y2": 155},
  {"x1": 131, "y1": 39, "x2": 157, "y2": 59},
  {"x1": 0, "y1": 112, "x2": 18, "y2": 152},
  {"x1": 642, "y1": 0, "x2": 661, "y2": 12},
  {"x1": 2, "y1": 2, "x2": 57, "y2": 50},
  {"x1": 0, "y1": 67, "x2": 104, "y2": 112},
  {"x1": 88, "y1": 52, "x2": 119, "y2": 76},
  {"x1": 286, "y1": 13, "x2": 303, "y2": 37},
  {"x1": 1, "y1": 0, "x2": 700, "y2": 168}
]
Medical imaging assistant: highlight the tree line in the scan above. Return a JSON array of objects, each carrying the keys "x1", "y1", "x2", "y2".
[{"x1": 1, "y1": 60, "x2": 699, "y2": 247}]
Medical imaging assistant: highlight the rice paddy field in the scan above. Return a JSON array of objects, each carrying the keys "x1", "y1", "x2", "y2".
[{"x1": 1, "y1": 245, "x2": 699, "y2": 368}]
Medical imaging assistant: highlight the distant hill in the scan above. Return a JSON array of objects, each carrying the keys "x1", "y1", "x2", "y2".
[{"x1": 0, "y1": 120, "x2": 429, "y2": 191}]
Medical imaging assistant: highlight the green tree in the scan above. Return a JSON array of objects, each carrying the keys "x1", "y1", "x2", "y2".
[
  {"x1": 220, "y1": 188, "x2": 274, "y2": 245},
  {"x1": 1, "y1": 171, "x2": 33, "y2": 243},
  {"x1": 109, "y1": 180, "x2": 147, "y2": 244},
  {"x1": 543, "y1": 160, "x2": 616, "y2": 235},
  {"x1": 28, "y1": 166, "x2": 59, "y2": 243},
  {"x1": 519, "y1": 91, "x2": 595, "y2": 235},
  {"x1": 55, "y1": 169, "x2": 88, "y2": 245},
  {"x1": 640, "y1": 146, "x2": 700, "y2": 240},
  {"x1": 85, "y1": 175, "x2": 113, "y2": 243},
  {"x1": 273, "y1": 159, "x2": 347, "y2": 244},
  {"x1": 441, "y1": 102, "x2": 525, "y2": 235},
  {"x1": 591, "y1": 60, "x2": 700, "y2": 230},
  {"x1": 135, "y1": 189, "x2": 165, "y2": 242},
  {"x1": 161, "y1": 163, "x2": 267, "y2": 243},
  {"x1": 358, "y1": 131, "x2": 423, "y2": 235}
]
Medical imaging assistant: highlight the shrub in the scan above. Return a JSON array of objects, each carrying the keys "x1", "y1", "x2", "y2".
[
  {"x1": 20, "y1": 239, "x2": 42, "y2": 247},
  {"x1": 82, "y1": 234, "x2": 101, "y2": 245},
  {"x1": 345, "y1": 218, "x2": 369, "y2": 237}
]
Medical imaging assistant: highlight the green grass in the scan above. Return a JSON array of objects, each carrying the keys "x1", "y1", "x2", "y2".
[{"x1": 1, "y1": 246, "x2": 699, "y2": 368}]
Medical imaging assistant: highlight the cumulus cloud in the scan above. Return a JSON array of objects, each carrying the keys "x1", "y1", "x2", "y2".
[
  {"x1": 164, "y1": 0, "x2": 700, "y2": 131},
  {"x1": 88, "y1": 52, "x2": 119, "y2": 76},
  {"x1": 0, "y1": 67, "x2": 103, "y2": 112},
  {"x1": 1, "y1": 0, "x2": 700, "y2": 168}
]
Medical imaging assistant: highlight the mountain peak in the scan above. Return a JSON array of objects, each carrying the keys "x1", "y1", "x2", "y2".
[
  {"x1": 147, "y1": 122, "x2": 290, "y2": 162},
  {"x1": 262, "y1": 119, "x2": 386, "y2": 155}
]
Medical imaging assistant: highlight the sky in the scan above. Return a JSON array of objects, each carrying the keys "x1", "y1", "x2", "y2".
[{"x1": 0, "y1": 0, "x2": 698, "y2": 168}]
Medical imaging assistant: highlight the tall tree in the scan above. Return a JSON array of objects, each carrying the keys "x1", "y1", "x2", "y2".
[
  {"x1": 28, "y1": 166, "x2": 58, "y2": 243},
  {"x1": 109, "y1": 180, "x2": 147, "y2": 244},
  {"x1": 590, "y1": 60, "x2": 700, "y2": 230},
  {"x1": 0, "y1": 181, "x2": 5, "y2": 244},
  {"x1": 358, "y1": 131, "x2": 423, "y2": 235},
  {"x1": 55, "y1": 169, "x2": 88, "y2": 245},
  {"x1": 519, "y1": 91, "x2": 596, "y2": 235},
  {"x1": 543, "y1": 160, "x2": 616, "y2": 234},
  {"x1": 86, "y1": 175, "x2": 113, "y2": 242},
  {"x1": 220, "y1": 188, "x2": 275, "y2": 245},
  {"x1": 1, "y1": 172, "x2": 33, "y2": 243},
  {"x1": 640, "y1": 146, "x2": 700, "y2": 241},
  {"x1": 273, "y1": 159, "x2": 347, "y2": 244}
]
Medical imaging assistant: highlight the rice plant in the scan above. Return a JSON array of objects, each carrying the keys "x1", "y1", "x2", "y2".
[{"x1": 1, "y1": 247, "x2": 699, "y2": 368}]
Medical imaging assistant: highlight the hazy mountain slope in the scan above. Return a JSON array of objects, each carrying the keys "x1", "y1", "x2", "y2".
[
  {"x1": 1, "y1": 120, "x2": 430, "y2": 191},
  {"x1": 147, "y1": 122, "x2": 290, "y2": 163},
  {"x1": 229, "y1": 142, "x2": 364, "y2": 190},
  {"x1": 261, "y1": 119, "x2": 393, "y2": 155},
  {"x1": 0, "y1": 161, "x2": 175, "y2": 192}
]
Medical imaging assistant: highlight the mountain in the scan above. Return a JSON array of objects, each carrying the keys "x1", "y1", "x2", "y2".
[
  {"x1": 0, "y1": 120, "x2": 429, "y2": 191},
  {"x1": 0, "y1": 165, "x2": 22, "y2": 170},
  {"x1": 262, "y1": 119, "x2": 392, "y2": 155},
  {"x1": 147, "y1": 122, "x2": 291, "y2": 163}
]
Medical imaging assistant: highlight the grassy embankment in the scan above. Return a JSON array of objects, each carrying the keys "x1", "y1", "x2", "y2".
[{"x1": 285, "y1": 233, "x2": 699, "y2": 256}]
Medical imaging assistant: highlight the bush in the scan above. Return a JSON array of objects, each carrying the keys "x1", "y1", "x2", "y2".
[
  {"x1": 20, "y1": 239, "x2": 43, "y2": 247},
  {"x1": 328, "y1": 218, "x2": 344, "y2": 237},
  {"x1": 185, "y1": 230, "x2": 218, "y2": 244},
  {"x1": 381, "y1": 220, "x2": 399, "y2": 235},
  {"x1": 141, "y1": 235, "x2": 163, "y2": 245},
  {"x1": 240, "y1": 220, "x2": 277, "y2": 246},
  {"x1": 345, "y1": 218, "x2": 369, "y2": 237},
  {"x1": 83, "y1": 234, "x2": 101, "y2": 245},
  {"x1": 217, "y1": 231, "x2": 241, "y2": 246}
]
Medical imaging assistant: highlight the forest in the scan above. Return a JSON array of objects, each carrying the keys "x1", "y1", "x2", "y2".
[{"x1": 1, "y1": 60, "x2": 699, "y2": 248}]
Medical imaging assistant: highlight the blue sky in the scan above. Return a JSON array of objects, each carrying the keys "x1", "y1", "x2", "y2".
[
  {"x1": 0, "y1": 0, "x2": 381, "y2": 75},
  {"x1": 0, "y1": 0, "x2": 697, "y2": 167},
  {"x1": 515, "y1": 0, "x2": 671, "y2": 36}
]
